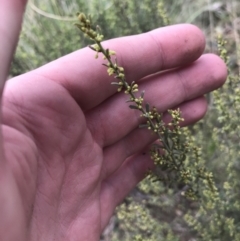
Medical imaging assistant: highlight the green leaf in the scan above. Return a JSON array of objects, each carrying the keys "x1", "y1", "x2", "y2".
[
  {"x1": 74, "y1": 23, "x2": 82, "y2": 30},
  {"x1": 139, "y1": 124, "x2": 149, "y2": 128},
  {"x1": 88, "y1": 45, "x2": 97, "y2": 51},
  {"x1": 146, "y1": 103, "x2": 150, "y2": 112},
  {"x1": 152, "y1": 143, "x2": 165, "y2": 149},
  {"x1": 111, "y1": 82, "x2": 119, "y2": 85},
  {"x1": 129, "y1": 105, "x2": 139, "y2": 110}
]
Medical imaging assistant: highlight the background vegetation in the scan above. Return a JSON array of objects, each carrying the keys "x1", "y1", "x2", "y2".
[{"x1": 11, "y1": 0, "x2": 240, "y2": 240}]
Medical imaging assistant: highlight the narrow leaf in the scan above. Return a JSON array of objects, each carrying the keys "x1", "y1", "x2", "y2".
[
  {"x1": 146, "y1": 103, "x2": 150, "y2": 113},
  {"x1": 152, "y1": 143, "x2": 165, "y2": 149},
  {"x1": 74, "y1": 23, "x2": 82, "y2": 29},
  {"x1": 139, "y1": 124, "x2": 149, "y2": 129},
  {"x1": 163, "y1": 128, "x2": 169, "y2": 142},
  {"x1": 129, "y1": 105, "x2": 139, "y2": 110},
  {"x1": 88, "y1": 45, "x2": 97, "y2": 51},
  {"x1": 167, "y1": 137, "x2": 173, "y2": 150}
]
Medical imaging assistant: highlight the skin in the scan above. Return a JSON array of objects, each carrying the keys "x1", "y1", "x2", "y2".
[{"x1": 0, "y1": 1, "x2": 227, "y2": 241}]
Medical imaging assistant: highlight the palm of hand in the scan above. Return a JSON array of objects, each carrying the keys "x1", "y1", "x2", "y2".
[{"x1": 2, "y1": 74, "x2": 107, "y2": 240}]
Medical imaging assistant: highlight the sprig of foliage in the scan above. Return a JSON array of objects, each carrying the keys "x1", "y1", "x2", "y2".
[
  {"x1": 75, "y1": 12, "x2": 217, "y2": 201},
  {"x1": 182, "y1": 35, "x2": 240, "y2": 241}
]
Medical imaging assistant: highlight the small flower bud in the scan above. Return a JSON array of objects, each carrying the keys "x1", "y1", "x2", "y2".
[{"x1": 78, "y1": 13, "x2": 86, "y2": 22}]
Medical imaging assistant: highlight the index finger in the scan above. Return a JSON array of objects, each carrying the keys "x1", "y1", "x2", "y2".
[
  {"x1": 0, "y1": 0, "x2": 27, "y2": 93},
  {"x1": 33, "y1": 24, "x2": 205, "y2": 110}
]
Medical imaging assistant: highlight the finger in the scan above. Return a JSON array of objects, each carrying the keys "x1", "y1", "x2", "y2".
[
  {"x1": 86, "y1": 54, "x2": 227, "y2": 147},
  {"x1": 34, "y1": 24, "x2": 205, "y2": 110},
  {"x1": 101, "y1": 96, "x2": 207, "y2": 180},
  {"x1": 0, "y1": 0, "x2": 27, "y2": 92},
  {"x1": 100, "y1": 153, "x2": 153, "y2": 230},
  {"x1": 0, "y1": 1, "x2": 29, "y2": 240}
]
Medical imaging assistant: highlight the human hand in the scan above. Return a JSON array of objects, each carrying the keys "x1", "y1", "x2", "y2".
[{"x1": 0, "y1": 2, "x2": 227, "y2": 241}]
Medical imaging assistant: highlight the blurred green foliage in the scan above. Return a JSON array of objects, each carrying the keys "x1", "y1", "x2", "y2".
[
  {"x1": 11, "y1": 0, "x2": 168, "y2": 76},
  {"x1": 12, "y1": 0, "x2": 240, "y2": 240},
  {"x1": 12, "y1": 0, "x2": 217, "y2": 76}
]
